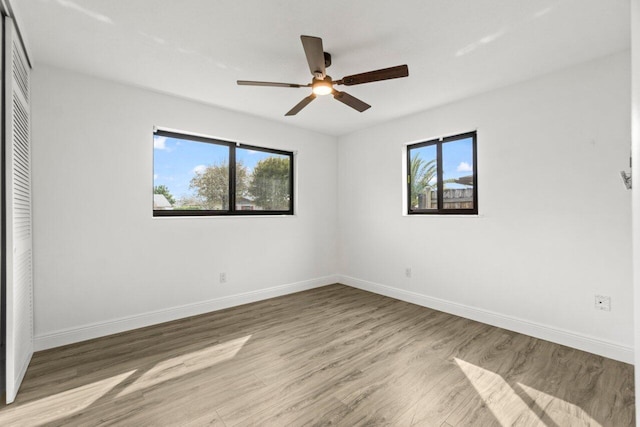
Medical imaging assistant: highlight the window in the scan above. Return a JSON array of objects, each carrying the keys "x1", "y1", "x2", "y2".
[
  {"x1": 407, "y1": 131, "x2": 477, "y2": 215},
  {"x1": 153, "y1": 130, "x2": 294, "y2": 216}
]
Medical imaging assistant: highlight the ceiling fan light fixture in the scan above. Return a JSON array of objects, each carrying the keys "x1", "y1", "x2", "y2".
[{"x1": 312, "y1": 79, "x2": 333, "y2": 96}]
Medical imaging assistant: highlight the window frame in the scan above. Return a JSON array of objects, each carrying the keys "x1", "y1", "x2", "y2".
[
  {"x1": 406, "y1": 131, "x2": 478, "y2": 215},
  {"x1": 153, "y1": 129, "x2": 294, "y2": 217}
]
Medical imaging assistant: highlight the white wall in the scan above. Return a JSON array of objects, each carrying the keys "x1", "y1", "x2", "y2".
[
  {"x1": 30, "y1": 53, "x2": 634, "y2": 363},
  {"x1": 338, "y1": 51, "x2": 633, "y2": 362},
  {"x1": 31, "y1": 65, "x2": 338, "y2": 349}
]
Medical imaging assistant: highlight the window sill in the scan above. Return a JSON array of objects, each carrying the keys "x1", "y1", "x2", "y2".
[
  {"x1": 153, "y1": 214, "x2": 297, "y2": 219},
  {"x1": 403, "y1": 213, "x2": 484, "y2": 218}
]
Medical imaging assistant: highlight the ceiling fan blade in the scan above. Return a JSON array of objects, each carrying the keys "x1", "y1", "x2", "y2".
[
  {"x1": 332, "y1": 90, "x2": 371, "y2": 112},
  {"x1": 285, "y1": 94, "x2": 317, "y2": 116},
  {"x1": 338, "y1": 65, "x2": 409, "y2": 86},
  {"x1": 300, "y1": 35, "x2": 326, "y2": 79},
  {"x1": 237, "y1": 80, "x2": 308, "y2": 88}
]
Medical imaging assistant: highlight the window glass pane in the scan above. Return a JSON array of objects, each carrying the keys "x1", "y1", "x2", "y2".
[
  {"x1": 409, "y1": 144, "x2": 438, "y2": 210},
  {"x1": 236, "y1": 147, "x2": 291, "y2": 211},
  {"x1": 153, "y1": 134, "x2": 230, "y2": 211},
  {"x1": 442, "y1": 137, "x2": 474, "y2": 210}
]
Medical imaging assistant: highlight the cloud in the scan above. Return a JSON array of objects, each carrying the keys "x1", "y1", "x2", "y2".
[
  {"x1": 193, "y1": 165, "x2": 207, "y2": 174},
  {"x1": 457, "y1": 162, "x2": 473, "y2": 172},
  {"x1": 153, "y1": 174, "x2": 158, "y2": 180},
  {"x1": 154, "y1": 136, "x2": 167, "y2": 150}
]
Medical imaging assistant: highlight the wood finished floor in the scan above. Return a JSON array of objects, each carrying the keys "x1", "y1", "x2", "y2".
[{"x1": 0, "y1": 284, "x2": 634, "y2": 426}]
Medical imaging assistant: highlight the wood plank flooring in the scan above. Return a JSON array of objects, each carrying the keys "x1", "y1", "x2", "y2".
[{"x1": 0, "y1": 284, "x2": 634, "y2": 426}]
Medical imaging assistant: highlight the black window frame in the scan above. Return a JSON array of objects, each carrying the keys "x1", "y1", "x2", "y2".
[
  {"x1": 153, "y1": 129, "x2": 294, "y2": 217},
  {"x1": 407, "y1": 131, "x2": 478, "y2": 215}
]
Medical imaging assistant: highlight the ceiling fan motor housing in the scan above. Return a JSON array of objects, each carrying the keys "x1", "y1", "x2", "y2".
[{"x1": 324, "y1": 52, "x2": 332, "y2": 68}]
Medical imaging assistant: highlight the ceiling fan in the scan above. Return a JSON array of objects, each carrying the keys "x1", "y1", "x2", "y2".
[{"x1": 237, "y1": 35, "x2": 409, "y2": 116}]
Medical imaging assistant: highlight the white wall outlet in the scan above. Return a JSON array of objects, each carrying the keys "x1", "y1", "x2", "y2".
[
  {"x1": 219, "y1": 272, "x2": 227, "y2": 284},
  {"x1": 594, "y1": 295, "x2": 611, "y2": 311},
  {"x1": 405, "y1": 268, "x2": 412, "y2": 278}
]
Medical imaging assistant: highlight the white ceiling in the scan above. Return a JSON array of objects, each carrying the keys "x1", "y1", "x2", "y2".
[{"x1": 14, "y1": 0, "x2": 630, "y2": 136}]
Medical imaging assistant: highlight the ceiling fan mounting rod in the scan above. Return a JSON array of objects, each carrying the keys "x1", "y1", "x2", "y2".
[{"x1": 313, "y1": 52, "x2": 331, "y2": 79}]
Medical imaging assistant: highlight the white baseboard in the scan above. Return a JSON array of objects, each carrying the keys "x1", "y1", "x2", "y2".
[
  {"x1": 338, "y1": 275, "x2": 633, "y2": 364},
  {"x1": 35, "y1": 274, "x2": 633, "y2": 364},
  {"x1": 34, "y1": 275, "x2": 337, "y2": 351}
]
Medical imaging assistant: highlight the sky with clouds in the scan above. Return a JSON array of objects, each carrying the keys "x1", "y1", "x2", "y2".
[
  {"x1": 412, "y1": 136, "x2": 474, "y2": 188},
  {"x1": 153, "y1": 135, "x2": 285, "y2": 201},
  {"x1": 155, "y1": 134, "x2": 473, "y2": 203}
]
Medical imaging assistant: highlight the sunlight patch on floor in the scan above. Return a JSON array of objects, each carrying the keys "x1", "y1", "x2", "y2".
[
  {"x1": 0, "y1": 370, "x2": 136, "y2": 425},
  {"x1": 117, "y1": 334, "x2": 252, "y2": 397},
  {"x1": 517, "y1": 382, "x2": 601, "y2": 427},
  {"x1": 455, "y1": 357, "x2": 542, "y2": 426}
]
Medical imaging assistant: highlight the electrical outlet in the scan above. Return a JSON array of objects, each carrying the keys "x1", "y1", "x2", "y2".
[
  {"x1": 405, "y1": 268, "x2": 412, "y2": 278},
  {"x1": 594, "y1": 295, "x2": 611, "y2": 311},
  {"x1": 220, "y1": 272, "x2": 227, "y2": 284}
]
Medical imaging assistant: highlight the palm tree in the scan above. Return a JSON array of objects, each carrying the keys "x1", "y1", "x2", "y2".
[{"x1": 410, "y1": 155, "x2": 437, "y2": 208}]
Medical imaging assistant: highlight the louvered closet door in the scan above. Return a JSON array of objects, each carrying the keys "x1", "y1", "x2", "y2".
[{"x1": 4, "y1": 16, "x2": 33, "y2": 404}]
